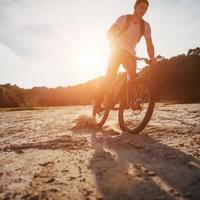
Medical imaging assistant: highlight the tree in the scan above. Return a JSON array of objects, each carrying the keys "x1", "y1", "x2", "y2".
[{"x1": 187, "y1": 47, "x2": 200, "y2": 56}]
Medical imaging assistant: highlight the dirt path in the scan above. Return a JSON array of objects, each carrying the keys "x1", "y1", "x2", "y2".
[{"x1": 0, "y1": 104, "x2": 200, "y2": 200}]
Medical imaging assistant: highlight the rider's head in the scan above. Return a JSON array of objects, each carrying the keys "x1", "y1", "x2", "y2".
[{"x1": 134, "y1": 0, "x2": 149, "y2": 18}]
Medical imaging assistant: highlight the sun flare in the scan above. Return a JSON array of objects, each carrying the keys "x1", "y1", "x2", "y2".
[
  {"x1": 71, "y1": 32, "x2": 149, "y2": 83},
  {"x1": 71, "y1": 34, "x2": 109, "y2": 81}
]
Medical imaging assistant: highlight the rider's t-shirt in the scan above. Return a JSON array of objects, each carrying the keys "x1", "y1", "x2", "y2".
[{"x1": 114, "y1": 15, "x2": 152, "y2": 55}]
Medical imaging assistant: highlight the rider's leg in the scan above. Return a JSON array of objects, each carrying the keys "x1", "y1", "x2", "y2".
[
  {"x1": 121, "y1": 51, "x2": 137, "y2": 80},
  {"x1": 94, "y1": 50, "x2": 122, "y2": 107},
  {"x1": 120, "y1": 52, "x2": 137, "y2": 106}
]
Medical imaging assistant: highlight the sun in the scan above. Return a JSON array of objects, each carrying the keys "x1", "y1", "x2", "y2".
[
  {"x1": 71, "y1": 34, "x2": 109, "y2": 82},
  {"x1": 70, "y1": 33, "x2": 148, "y2": 83}
]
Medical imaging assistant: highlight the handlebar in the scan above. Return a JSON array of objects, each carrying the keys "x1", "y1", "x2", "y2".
[{"x1": 136, "y1": 57, "x2": 151, "y2": 65}]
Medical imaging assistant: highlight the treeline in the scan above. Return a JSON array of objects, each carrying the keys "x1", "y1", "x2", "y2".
[
  {"x1": 0, "y1": 47, "x2": 200, "y2": 108},
  {"x1": 26, "y1": 77, "x2": 102, "y2": 107},
  {"x1": 0, "y1": 77, "x2": 104, "y2": 107},
  {"x1": 0, "y1": 84, "x2": 37, "y2": 107},
  {"x1": 140, "y1": 47, "x2": 200, "y2": 102}
]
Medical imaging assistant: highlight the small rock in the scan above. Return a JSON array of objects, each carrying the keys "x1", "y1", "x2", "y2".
[
  {"x1": 147, "y1": 171, "x2": 156, "y2": 177},
  {"x1": 69, "y1": 176, "x2": 76, "y2": 181},
  {"x1": 62, "y1": 169, "x2": 69, "y2": 173},
  {"x1": 46, "y1": 177, "x2": 55, "y2": 183},
  {"x1": 134, "y1": 164, "x2": 142, "y2": 169},
  {"x1": 174, "y1": 191, "x2": 181, "y2": 196},
  {"x1": 33, "y1": 173, "x2": 40, "y2": 178},
  {"x1": 126, "y1": 141, "x2": 131, "y2": 145},
  {"x1": 30, "y1": 195, "x2": 39, "y2": 200},
  {"x1": 83, "y1": 189, "x2": 93, "y2": 196},
  {"x1": 135, "y1": 174, "x2": 142, "y2": 177},
  {"x1": 169, "y1": 188, "x2": 175, "y2": 193},
  {"x1": 39, "y1": 161, "x2": 54, "y2": 167},
  {"x1": 15, "y1": 178, "x2": 23, "y2": 183},
  {"x1": 188, "y1": 161, "x2": 200, "y2": 170},
  {"x1": 15, "y1": 149, "x2": 24, "y2": 154},
  {"x1": 49, "y1": 188, "x2": 58, "y2": 193}
]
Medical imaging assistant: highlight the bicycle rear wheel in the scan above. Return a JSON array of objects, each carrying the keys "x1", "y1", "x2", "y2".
[{"x1": 118, "y1": 78, "x2": 155, "y2": 134}]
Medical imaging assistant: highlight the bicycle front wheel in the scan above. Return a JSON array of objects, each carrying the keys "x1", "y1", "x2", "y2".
[{"x1": 118, "y1": 78, "x2": 155, "y2": 134}]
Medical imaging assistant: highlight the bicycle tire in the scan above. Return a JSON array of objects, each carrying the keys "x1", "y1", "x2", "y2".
[
  {"x1": 92, "y1": 106, "x2": 110, "y2": 128},
  {"x1": 118, "y1": 78, "x2": 155, "y2": 134}
]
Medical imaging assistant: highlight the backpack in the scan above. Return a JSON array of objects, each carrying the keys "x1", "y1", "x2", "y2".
[{"x1": 109, "y1": 14, "x2": 145, "y2": 49}]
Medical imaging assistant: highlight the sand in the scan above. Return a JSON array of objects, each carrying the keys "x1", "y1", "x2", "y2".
[{"x1": 0, "y1": 104, "x2": 199, "y2": 200}]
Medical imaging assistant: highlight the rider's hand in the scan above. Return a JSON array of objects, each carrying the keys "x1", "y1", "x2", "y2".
[
  {"x1": 144, "y1": 58, "x2": 151, "y2": 65},
  {"x1": 150, "y1": 58, "x2": 157, "y2": 66}
]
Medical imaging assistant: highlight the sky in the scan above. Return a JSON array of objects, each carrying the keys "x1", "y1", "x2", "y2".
[{"x1": 0, "y1": 0, "x2": 199, "y2": 88}]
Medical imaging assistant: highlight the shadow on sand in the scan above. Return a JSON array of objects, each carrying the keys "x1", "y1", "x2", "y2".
[{"x1": 79, "y1": 125, "x2": 200, "y2": 200}]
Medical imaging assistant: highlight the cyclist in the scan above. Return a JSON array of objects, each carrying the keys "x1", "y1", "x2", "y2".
[{"x1": 94, "y1": 0, "x2": 157, "y2": 113}]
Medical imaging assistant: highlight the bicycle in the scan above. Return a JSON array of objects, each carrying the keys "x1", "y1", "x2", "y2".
[{"x1": 92, "y1": 57, "x2": 155, "y2": 134}]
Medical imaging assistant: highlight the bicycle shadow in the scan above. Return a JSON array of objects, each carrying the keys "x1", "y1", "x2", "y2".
[{"x1": 89, "y1": 127, "x2": 200, "y2": 200}]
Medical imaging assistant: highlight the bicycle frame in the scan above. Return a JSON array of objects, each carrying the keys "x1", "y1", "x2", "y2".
[
  {"x1": 102, "y1": 57, "x2": 152, "y2": 110},
  {"x1": 106, "y1": 71, "x2": 134, "y2": 111},
  {"x1": 93, "y1": 57, "x2": 155, "y2": 131}
]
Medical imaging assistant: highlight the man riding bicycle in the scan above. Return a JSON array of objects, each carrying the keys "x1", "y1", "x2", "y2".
[{"x1": 94, "y1": 0, "x2": 156, "y2": 113}]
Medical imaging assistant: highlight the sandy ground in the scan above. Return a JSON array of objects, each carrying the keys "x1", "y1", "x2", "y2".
[{"x1": 0, "y1": 103, "x2": 200, "y2": 200}]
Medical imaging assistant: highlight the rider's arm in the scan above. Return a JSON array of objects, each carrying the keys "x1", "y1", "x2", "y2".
[
  {"x1": 146, "y1": 37, "x2": 155, "y2": 61},
  {"x1": 144, "y1": 22, "x2": 157, "y2": 65}
]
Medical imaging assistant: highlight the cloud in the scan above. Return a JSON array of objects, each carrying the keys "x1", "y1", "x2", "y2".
[
  {"x1": 0, "y1": 25, "x2": 46, "y2": 59},
  {"x1": 0, "y1": 1, "x2": 57, "y2": 59}
]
